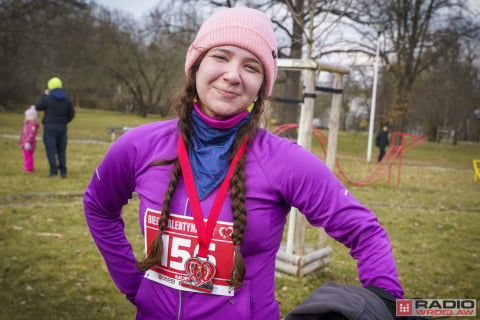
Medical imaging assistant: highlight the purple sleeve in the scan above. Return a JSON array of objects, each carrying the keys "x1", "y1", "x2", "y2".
[
  {"x1": 83, "y1": 130, "x2": 144, "y2": 303},
  {"x1": 265, "y1": 137, "x2": 404, "y2": 299}
]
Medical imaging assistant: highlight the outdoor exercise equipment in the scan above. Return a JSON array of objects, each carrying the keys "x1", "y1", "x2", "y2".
[
  {"x1": 272, "y1": 58, "x2": 424, "y2": 279},
  {"x1": 272, "y1": 124, "x2": 424, "y2": 186},
  {"x1": 274, "y1": 58, "x2": 348, "y2": 277}
]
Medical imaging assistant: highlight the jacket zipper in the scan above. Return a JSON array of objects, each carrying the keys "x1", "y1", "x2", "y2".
[
  {"x1": 177, "y1": 289, "x2": 182, "y2": 320},
  {"x1": 177, "y1": 198, "x2": 188, "y2": 320}
]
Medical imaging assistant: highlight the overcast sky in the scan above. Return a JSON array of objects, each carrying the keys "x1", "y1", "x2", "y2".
[
  {"x1": 96, "y1": 0, "x2": 161, "y2": 19},
  {"x1": 97, "y1": 0, "x2": 480, "y2": 18}
]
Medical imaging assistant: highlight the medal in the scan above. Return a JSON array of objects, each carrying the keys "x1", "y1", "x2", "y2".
[
  {"x1": 181, "y1": 256, "x2": 217, "y2": 293},
  {"x1": 177, "y1": 134, "x2": 247, "y2": 293}
]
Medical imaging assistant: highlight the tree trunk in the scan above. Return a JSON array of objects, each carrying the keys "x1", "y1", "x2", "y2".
[
  {"x1": 389, "y1": 80, "x2": 412, "y2": 132},
  {"x1": 279, "y1": 0, "x2": 305, "y2": 127}
]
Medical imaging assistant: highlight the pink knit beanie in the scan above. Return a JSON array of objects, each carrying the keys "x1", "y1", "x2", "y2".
[
  {"x1": 185, "y1": 7, "x2": 278, "y2": 96},
  {"x1": 25, "y1": 105, "x2": 37, "y2": 119}
]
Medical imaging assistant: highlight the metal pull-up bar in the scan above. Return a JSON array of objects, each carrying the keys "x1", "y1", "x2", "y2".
[{"x1": 277, "y1": 59, "x2": 350, "y2": 75}]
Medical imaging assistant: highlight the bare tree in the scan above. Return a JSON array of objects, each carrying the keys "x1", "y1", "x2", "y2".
[
  {"x1": 94, "y1": 1, "x2": 200, "y2": 117},
  {"x1": 352, "y1": 0, "x2": 480, "y2": 131},
  {"x1": 0, "y1": 0, "x2": 91, "y2": 108},
  {"x1": 199, "y1": 0, "x2": 359, "y2": 126},
  {"x1": 410, "y1": 34, "x2": 480, "y2": 142}
]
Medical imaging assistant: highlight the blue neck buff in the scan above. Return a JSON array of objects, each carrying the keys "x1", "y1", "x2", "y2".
[{"x1": 189, "y1": 102, "x2": 250, "y2": 200}]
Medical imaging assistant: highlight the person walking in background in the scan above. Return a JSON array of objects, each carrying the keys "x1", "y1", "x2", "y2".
[
  {"x1": 35, "y1": 76, "x2": 75, "y2": 178},
  {"x1": 375, "y1": 125, "x2": 389, "y2": 163},
  {"x1": 19, "y1": 105, "x2": 40, "y2": 172},
  {"x1": 84, "y1": 7, "x2": 403, "y2": 320}
]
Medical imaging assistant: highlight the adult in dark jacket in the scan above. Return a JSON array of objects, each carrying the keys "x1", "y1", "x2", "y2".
[
  {"x1": 35, "y1": 77, "x2": 75, "y2": 178},
  {"x1": 375, "y1": 125, "x2": 389, "y2": 163}
]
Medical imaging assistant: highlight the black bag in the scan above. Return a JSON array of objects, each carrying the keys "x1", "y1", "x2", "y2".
[
  {"x1": 365, "y1": 285, "x2": 431, "y2": 320},
  {"x1": 285, "y1": 282, "x2": 432, "y2": 320}
]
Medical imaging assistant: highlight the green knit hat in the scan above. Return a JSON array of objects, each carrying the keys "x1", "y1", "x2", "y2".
[{"x1": 47, "y1": 77, "x2": 63, "y2": 90}]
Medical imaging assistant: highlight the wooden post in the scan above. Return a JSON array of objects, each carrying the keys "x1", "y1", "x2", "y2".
[
  {"x1": 326, "y1": 74, "x2": 344, "y2": 172},
  {"x1": 297, "y1": 69, "x2": 315, "y2": 153},
  {"x1": 294, "y1": 68, "x2": 316, "y2": 256},
  {"x1": 320, "y1": 74, "x2": 344, "y2": 249}
]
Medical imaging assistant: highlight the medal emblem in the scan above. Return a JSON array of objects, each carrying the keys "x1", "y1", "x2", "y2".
[
  {"x1": 181, "y1": 256, "x2": 216, "y2": 293},
  {"x1": 219, "y1": 226, "x2": 233, "y2": 239}
]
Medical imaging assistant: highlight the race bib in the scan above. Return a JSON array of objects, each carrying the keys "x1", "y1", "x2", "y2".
[{"x1": 144, "y1": 209, "x2": 235, "y2": 296}]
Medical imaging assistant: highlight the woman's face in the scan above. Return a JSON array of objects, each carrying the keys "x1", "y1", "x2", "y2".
[{"x1": 195, "y1": 46, "x2": 264, "y2": 120}]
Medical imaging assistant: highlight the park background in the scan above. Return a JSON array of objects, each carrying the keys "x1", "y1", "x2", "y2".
[
  {"x1": 1, "y1": 108, "x2": 479, "y2": 319},
  {"x1": 1, "y1": 0, "x2": 480, "y2": 319}
]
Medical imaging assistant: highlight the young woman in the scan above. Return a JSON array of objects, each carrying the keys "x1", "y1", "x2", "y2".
[{"x1": 84, "y1": 7, "x2": 403, "y2": 320}]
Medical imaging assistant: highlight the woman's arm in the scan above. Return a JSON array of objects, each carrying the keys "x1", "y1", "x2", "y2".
[
  {"x1": 263, "y1": 135, "x2": 404, "y2": 298},
  {"x1": 83, "y1": 131, "x2": 144, "y2": 303}
]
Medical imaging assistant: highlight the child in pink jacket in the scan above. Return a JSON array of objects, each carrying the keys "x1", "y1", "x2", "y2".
[{"x1": 19, "y1": 105, "x2": 40, "y2": 172}]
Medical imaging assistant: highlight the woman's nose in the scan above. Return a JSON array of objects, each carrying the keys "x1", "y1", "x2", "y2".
[{"x1": 222, "y1": 63, "x2": 241, "y2": 84}]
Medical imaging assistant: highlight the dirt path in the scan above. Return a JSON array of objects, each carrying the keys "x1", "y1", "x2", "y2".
[{"x1": 1, "y1": 134, "x2": 109, "y2": 145}]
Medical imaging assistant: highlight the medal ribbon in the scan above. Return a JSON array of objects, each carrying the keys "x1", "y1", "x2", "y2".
[{"x1": 177, "y1": 134, "x2": 248, "y2": 258}]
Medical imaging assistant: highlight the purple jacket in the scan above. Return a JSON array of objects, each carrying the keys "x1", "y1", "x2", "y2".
[{"x1": 84, "y1": 119, "x2": 403, "y2": 320}]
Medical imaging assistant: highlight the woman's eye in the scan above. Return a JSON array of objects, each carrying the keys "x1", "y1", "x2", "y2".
[
  {"x1": 213, "y1": 55, "x2": 227, "y2": 61},
  {"x1": 245, "y1": 65, "x2": 260, "y2": 73}
]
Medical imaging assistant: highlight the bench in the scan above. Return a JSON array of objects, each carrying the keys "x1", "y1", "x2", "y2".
[{"x1": 106, "y1": 126, "x2": 132, "y2": 142}]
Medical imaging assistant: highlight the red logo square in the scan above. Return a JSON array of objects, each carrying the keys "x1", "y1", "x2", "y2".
[{"x1": 396, "y1": 300, "x2": 413, "y2": 316}]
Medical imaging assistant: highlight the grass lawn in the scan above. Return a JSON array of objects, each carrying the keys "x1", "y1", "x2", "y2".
[{"x1": 1, "y1": 108, "x2": 479, "y2": 319}]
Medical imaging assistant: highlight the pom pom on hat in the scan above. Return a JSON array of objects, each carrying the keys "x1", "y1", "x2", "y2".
[
  {"x1": 185, "y1": 7, "x2": 278, "y2": 96},
  {"x1": 25, "y1": 105, "x2": 37, "y2": 119},
  {"x1": 47, "y1": 77, "x2": 63, "y2": 90}
]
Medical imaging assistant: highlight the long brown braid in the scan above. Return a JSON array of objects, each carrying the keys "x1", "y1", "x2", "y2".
[
  {"x1": 226, "y1": 91, "x2": 265, "y2": 288},
  {"x1": 136, "y1": 52, "x2": 267, "y2": 290}
]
